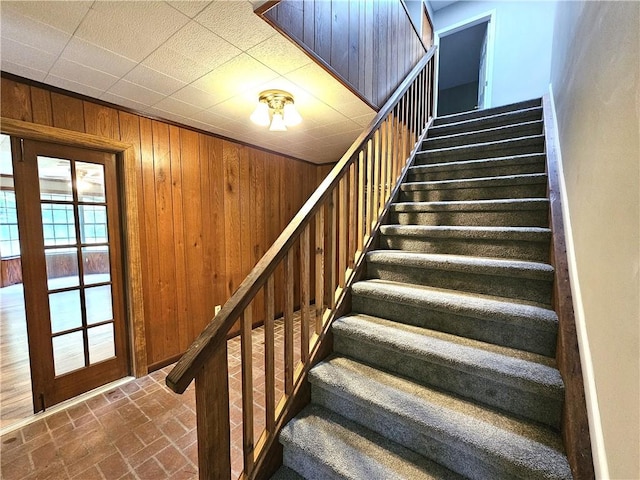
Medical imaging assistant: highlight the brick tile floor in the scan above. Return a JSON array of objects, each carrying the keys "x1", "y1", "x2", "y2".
[{"x1": 0, "y1": 318, "x2": 306, "y2": 479}]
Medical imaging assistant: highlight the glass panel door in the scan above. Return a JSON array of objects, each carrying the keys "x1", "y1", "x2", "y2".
[{"x1": 14, "y1": 140, "x2": 128, "y2": 411}]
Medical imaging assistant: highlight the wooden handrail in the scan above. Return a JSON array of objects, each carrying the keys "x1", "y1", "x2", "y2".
[
  {"x1": 166, "y1": 45, "x2": 437, "y2": 480},
  {"x1": 166, "y1": 45, "x2": 437, "y2": 395}
]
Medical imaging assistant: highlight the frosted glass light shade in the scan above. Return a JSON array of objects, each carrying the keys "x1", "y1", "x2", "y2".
[
  {"x1": 283, "y1": 103, "x2": 302, "y2": 126},
  {"x1": 250, "y1": 102, "x2": 270, "y2": 126},
  {"x1": 269, "y1": 113, "x2": 287, "y2": 131}
]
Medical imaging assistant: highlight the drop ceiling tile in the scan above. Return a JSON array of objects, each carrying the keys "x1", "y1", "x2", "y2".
[
  {"x1": 107, "y1": 80, "x2": 166, "y2": 106},
  {"x1": 144, "y1": 106, "x2": 191, "y2": 125},
  {"x1": 152, "y1": 97, "x2": 204, "y2": 118},
  {"x1": 186, "y1": 53, "x2": 279, "y2": 107},
  {"x1": 44, "y1": 74, "x2": 104, "y2": 99},
  {"x1": 124, "y1": 64, "x2": 186, "y2": 96},
  {"x1": 167, "y1": 1, "x2": 211, "y2": 18},
  {"x1": 192, "y1": 108, "x2": 247, "y2": 131},
  {"x1": 287, "y1": 63, "x2": 361, "y2": 112},
  {"x1": 195, "y1": 1, "x2": 274, "y2": 51},
  {"x1": 61, "y1": 37, "x2": 138, "y2": 78},
  {"x1": 142, "y1": 21, "x2": 241, "y2": 83},
  {"x1": 49, "y1": 58, "x2": 120, "y2": 92},
  {"x1": 0, "y1": 59, "x2": 48, "y2": 83},
  {"x1": 339, "y1": 99, "x2": 377, "y2": 118},
  {"x1": 0, "y1": 37, "x2": 59, "y2": 73},
  {"x1": 1, "y1": 1, "x2": 91, "y2": 35},
  {"x1": 100, "y1": 91, "x2": 150, "y2": 113},
  {"x1": 170, "y1": 85, "x2": 219, "y2": 111},
  {"x1": 306, "y1": 119, "x2": 363, "y2": 140},
  {"x1": 75, "y1": 1, "x2": 190, "y2": 62},
  {"x1": 352, "y1": 112, "x2": 377, "y2": 127},
  {"x1": 0, "y1": 8, "x2": 71, "y2": 56},
  {"x1": 246, "y1": 33, "x2": 312, "y2": 75}
]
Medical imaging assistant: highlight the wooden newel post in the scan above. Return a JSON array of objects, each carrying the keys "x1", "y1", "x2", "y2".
[{"x1": 195, "y1": 343, "x2": 231, "y2": 480}]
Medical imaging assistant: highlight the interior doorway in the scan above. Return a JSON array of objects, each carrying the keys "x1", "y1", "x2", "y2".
[{"x1": 436, "y1": 11, "x2": 495, "y2": 116}]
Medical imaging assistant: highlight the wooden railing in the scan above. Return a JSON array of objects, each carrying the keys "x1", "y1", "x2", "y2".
[{"x1": 166, "y1": 45, "x2": 437, "y2": 480}]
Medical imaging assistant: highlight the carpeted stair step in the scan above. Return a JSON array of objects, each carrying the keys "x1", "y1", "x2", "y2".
[
  {"x1": 333, "y1": 315, "x2": 563, "y2": 429},
  {"x1": 365, "y1": 251, "x2": 553, "y2": 305},
  {"x1": 400, "y1": 173, "x2": 548, "y2": 202},
  {"x1": 379, "y1": 225, "x2": 551, "y2": 262},
  {"x1": 351, "y1": 280, "x2": 557, "y2": 356},
  {"x1": 429, "y1": 107, "x2": 542, "y2": 137},
  {"x1": 271, "y1": 466, "x2": 305, "y2": 480},
  {"x1": 309, "y1": 356, "x2": 572, "y2": 480},
  {"x1": 415, "y1": 135, "x2": 545, "y2": 165},
  {"x1": 423, "y1": 121, "x2": 543, "y2": 150},
  {"x1": 433, "y1": 98, "x2": 542, "y2": 126},
  {"x1": 407, "y1": 154, "x2": 547, "y2": 182},
  {"x1": 279, "y1": 404, "x2": 464, "y2": 480},
  {"x1": 388, "y1": 198, "x2": 549, "y2": 227}
]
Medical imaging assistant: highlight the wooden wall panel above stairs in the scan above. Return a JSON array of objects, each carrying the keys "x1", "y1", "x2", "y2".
[{"x1": 274, "y1": 99, "x2": 594, "y2": 479}]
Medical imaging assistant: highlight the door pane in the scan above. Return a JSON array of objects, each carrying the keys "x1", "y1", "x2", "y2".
[
  {"x1": 82, "y1": 246, "x2": 110, "y2": 285},
  {"x1": 76, "y1": 162, "x2": 106, "y2": 203},
  {"x1": 88, "y1": 324, "x2": 115, "y2": 364},
  {"x1": 53, "y1": 331, "x2": 85, "y2": 375},
  {"x1": 37, "y1": 157, "x2": 72, "y2": 201},
  {"x1": 49, "y1": 290, "x2": 82, "y2": 333},
  {"x1": 42, "y1": 204, "x2": 76, "y2": 246},
  {"x1": 79, "y1": 205, "x2": 108, "y2": 244},
  {"x1": 45, "y1": 247, "x2": 79, "y2": 289},
  {"x1": 86, "y1": 285, "x2": 113, "y2": 325}
]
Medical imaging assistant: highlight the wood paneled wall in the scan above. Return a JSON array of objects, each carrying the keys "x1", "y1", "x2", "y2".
[
  {"x1": 0, "y1": 257, "x2": 22, "y2": 287},
  {"x1": 1, "y1": 77, "x2": 328, "y2": 371},
  {"x1": 260, "y1": 0, "x2": 430, "y2": 108}
]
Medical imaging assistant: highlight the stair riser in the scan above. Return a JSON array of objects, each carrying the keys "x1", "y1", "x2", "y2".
[
  {"x1": 407, "y1": 161, "x2": 546, "y2": 182},
  {"x1": 423, "y1": 123, "x2": 543, "y2": 150},
  {"x1": 434, "y1": 99, "x2": 542, "y2": 126},
  {"x1": 366, "y1": 263, "x2": 552, "y2": 306},
  {"x1": 388, "y1": 210, "x2": 549, "y2": 227},
  {"x1": 430, "y1": 109, "x2": 542, "y2": 137},
  {"x1": 282, "y1": 445, "x2": 342, "y2": 480},
  {"x1": 333, "y1": 335, "x2": 562, "y2": 429},
  {"x1": 311, "y1": 384, "x2": 537, "y2": 480},
  {"x1": 379, "y1": 236, "x2": 550, "y2": 263},
  {"x1": 415, "y1": 138, "x2": 545, "y2": 165},
  {"x1": 351, "y1": 293, "x2": 556, "y2": 357},
  {"x1": 400, "y1": 183, "x2": 547, "y2": 202}
]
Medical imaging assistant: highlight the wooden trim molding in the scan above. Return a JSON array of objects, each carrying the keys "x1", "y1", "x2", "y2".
[
  {"x1": 541, "y1": 95, "x2": 595, "y2": 479},
  {"x1": 0, "y1": 116, "x2": 148, "y2": 377}
]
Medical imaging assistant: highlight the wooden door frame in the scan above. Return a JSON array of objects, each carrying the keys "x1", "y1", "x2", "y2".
[{"x1": 1, "y1": 117, "x2": 147, "y2": 377}]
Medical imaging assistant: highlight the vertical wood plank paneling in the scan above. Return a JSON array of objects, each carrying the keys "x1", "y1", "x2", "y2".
[
  {"x1": 30, "y1": 87, "x2": 53, "y2": 126},
  {"x1": 209, "y1": 136, "x2": 227, "y2": 324},
  {"x1": 331, "y1": 0, "x2": 349, "y2": 75},
  {"x1": 252, "y1": 151, "x2": 266, "y2": 324},
  {"x1": 199, "y1": 136, "x2": 215, "y2": 328},
  {"x1": 314, "y1": 0, "x2": 332, "y2": 62},
  {"x1": 0, "y1": 78, "x2": 32, "y2": 121},
  {"x1": 223, "y1": 142, "x2": 242, "y2": 300},
  {"x1": 83, "y1": 102, "x2": 119, "y2": 140},
  {"x1": 347, "y1": 1, "x2": 360, "y2": 88},
  {"x1": 51, "y1": 93, "x2": 85, "y2": 132},
  {"x1": 302, "y1": 0, "x2": 315, "y2": 47}
]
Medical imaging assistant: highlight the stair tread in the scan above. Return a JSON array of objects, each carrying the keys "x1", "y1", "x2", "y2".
[
  {"x1": 334, "y1": 314, "x2": 562, "y2": 393},
  {"x1": 429, "y1": 107, "x2": 542, "y2": 135},
  {"x1": 380, "y1": 224, "x2": 551, "y2": 240},
  {"x1": 401, "y1": 173, "x2": 548, "y2": 191},
  {"x1": 425, "y1": 120, "x2": 543, "y2": 144},
  {"x1": 391, "y1": 198, "x2": 549, "y2": 212},
  {"x1": 309, "y1": 356, "x2": 572, "y2": 479},
  {"x1": 409, "y1": 153, "x2": 545, "y2": 174},
  {"x1": 419, "y1": 134, "x2": 545, "y2": 154},
  {"x1": 366, "y1": 251, "x2": 554, "y2": 280},
  {"x1": 352, "y1": 279, "x2": 557, "y2": 329},
  {"x1": 434, "y1": 99, "x2": 542, "y2": 125},
  {"x1": 281, "y1": 404, "x2": 464, "y2": 480}
]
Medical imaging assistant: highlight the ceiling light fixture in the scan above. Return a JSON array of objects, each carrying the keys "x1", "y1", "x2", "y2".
[{"x1": 250, "y1": 90, "x2": 301, "y2": 131}]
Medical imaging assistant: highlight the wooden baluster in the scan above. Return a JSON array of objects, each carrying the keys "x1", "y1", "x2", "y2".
[
  {"x1": 386, "y1": 117, "x2": 393, "y2": 199},
  {"x1": 329, "y1": 189, "x2": 338, "y2": 308},
  {"x1": 241, "y1": 307, "x2": 254, "y2": 475},
  {"x1": 366, "y1": 139, "x2": 374, "y2": 237},
  {"x1": 314, "y1": 210, "x2": 324, "y2": 334},
  {"x1": 348, "y1": 162, "x2": 357, "y2": 268},
  {"x1": 300, "y1": 225, "x2": 310, "y2": 363},
  {"x1": 195, "y1": 345, "x2": 230, "y2": 480},
  {"x1": 372, "y1": 131, "x2": 380, "y2": 223},
  {"x1": 284, "y1": 251, "x2": 294, "y2": 395},
  {"x1": 264, "y1": 276, "x2": 275, "y2": 434},
  {"x1": 357, "y1": 150, "x2": 365, "y2": 252},
  {"x1": 379, "y1": 120, "x2": 388, "y2": 212},
  {"x1": 338, "y1": 177, "x2": 347, "y2": 289}
]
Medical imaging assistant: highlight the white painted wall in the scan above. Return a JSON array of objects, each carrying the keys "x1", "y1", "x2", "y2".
[
  {"x1": 432, "y1": 1, "x2": 557, "y2": 108},
  {"x1": 550, "y1": 2, "x2": 640, "y2": 478}
]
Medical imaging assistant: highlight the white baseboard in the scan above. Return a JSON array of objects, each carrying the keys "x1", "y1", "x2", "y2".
[{"x1": 546, "y1": 84, "x2": 609, "y2": 479}]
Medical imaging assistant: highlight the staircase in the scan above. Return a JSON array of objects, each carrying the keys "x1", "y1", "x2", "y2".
[{"x1": 272, "y1": 99, "x2": 574, "y2": 480}]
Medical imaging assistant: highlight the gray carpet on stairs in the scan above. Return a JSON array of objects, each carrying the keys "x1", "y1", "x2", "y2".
[{"x1": 273, "y1": 99, "x2": 572, "y2": 480}]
